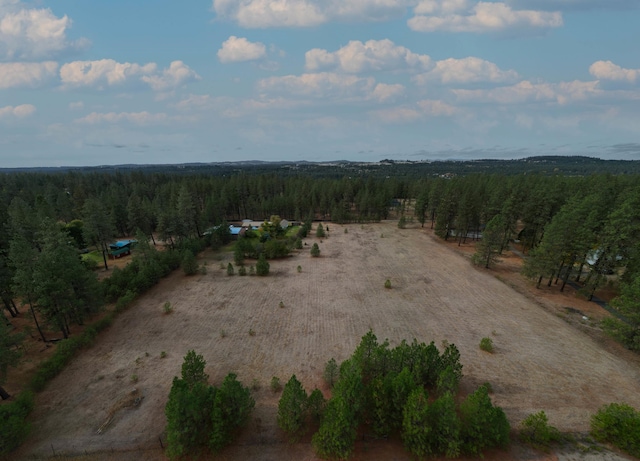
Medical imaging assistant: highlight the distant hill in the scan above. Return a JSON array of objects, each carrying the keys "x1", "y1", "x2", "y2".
[{"x1": 1, "y1": 155, "x2": 639, "y2": 177}]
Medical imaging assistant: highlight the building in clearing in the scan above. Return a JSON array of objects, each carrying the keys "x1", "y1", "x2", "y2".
[{"x1": 109, "y1": 240, "x2": 137, "y2": 259}]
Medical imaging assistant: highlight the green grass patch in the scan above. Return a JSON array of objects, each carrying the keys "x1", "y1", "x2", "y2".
[
  {"x1": 285, "y1": 226, "x2": 300, "y2": 237},
  {"x1": 81, "y1": 250, "x2": 103, "y2": 265}
]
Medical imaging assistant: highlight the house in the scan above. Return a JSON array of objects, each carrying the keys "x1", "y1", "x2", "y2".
[{"x1": 109, "y1": 239, "x2": 137, "y2": 259}]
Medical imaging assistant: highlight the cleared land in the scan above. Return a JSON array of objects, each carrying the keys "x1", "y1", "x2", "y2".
[{"x1": 13, "y1": 222, "x2": 640, "y2": 460}]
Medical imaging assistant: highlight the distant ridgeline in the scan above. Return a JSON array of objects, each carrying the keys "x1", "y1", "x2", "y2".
[{"x1": 2, "y1": 156, "x2": 640, "y2": 178}]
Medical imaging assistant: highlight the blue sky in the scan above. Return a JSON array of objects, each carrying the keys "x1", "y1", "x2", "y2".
[{"x1": 1, "y1": 0, "x2": 639, "y2": 167}]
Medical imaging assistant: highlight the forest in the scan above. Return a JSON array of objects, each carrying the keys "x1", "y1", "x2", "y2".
[{"x1": 1, "y1": 156, "x2": 640, "y2": 456}]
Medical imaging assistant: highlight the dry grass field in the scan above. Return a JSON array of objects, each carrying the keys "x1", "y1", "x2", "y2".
[{"x1": 12, "y1": 222, "x2": 640, "y2": 460}]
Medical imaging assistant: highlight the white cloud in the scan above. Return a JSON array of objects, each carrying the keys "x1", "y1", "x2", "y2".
[
  {"x1": 140, "y1": 61, "x2": 200, "y2": 91},
  {"x1": 257, "y1": 72, "x2": 377, "y2": 99},
  {"x1": 453, "y1": 80, "x2": 600, "y2": 104},
  {"x1": 508, "y1": 0, "x2": 638, "y2": 11},
  {"x1": 0, "y1": 61, "x2": 57, "y2": 88},
  {"x1": 589, "y1": 61, "x2": 639, "y2": 83},
  {"x1": 75, "y1": 111, "x2": 170, "y2": 126},
  {"x1": 218, "y1": 36, "x2": 267, "y2": 63},
  {"x1": 60, "y1": 59, "x2": 157, "y2": 88},
  {"x1": 408, "y1": 1, "x2": 562, "y2": 33},
  {"x1": 0, "y1": 103, "x2": 35, "y2": 118},
  {"x1": 212, "y1": 0, "x2": 410, "y2": 28},
  {"x1": 370, "y1": 98, "x2": 457, "y2": 122},
  {"x1": 371, "y1": 83, "x2": 405, "y2": 102},
  {"x1": 59, "y1": 59, "x2": 199, "y2": 91},
  {"x1": 0, "y1": 5, "x2": 88, "y2": 60},
  {"x1": 305, "y1": 39, "x2": 432, "y2": 73},
  {"x1": 414, "y1": 56, "x2": 519, "y2": 84},
  {"x1": 68, "y1": 101, "x2": 84, "y2": 110}
]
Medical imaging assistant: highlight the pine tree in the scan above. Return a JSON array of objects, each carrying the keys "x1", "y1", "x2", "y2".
[{"x1": 277, "y1": 375, "x2": 309, "y2": 441}]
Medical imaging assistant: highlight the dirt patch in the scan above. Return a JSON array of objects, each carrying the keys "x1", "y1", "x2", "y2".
[{"x1": 10, "y1": 222, "x2": 640, "y2": 461}]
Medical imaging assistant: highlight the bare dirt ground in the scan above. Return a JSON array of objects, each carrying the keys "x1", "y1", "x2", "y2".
[{"x1": 10, "y1": 222, "x2": 640, "y2": 461}]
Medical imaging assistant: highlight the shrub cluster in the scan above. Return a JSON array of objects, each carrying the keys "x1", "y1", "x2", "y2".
[
  {"x1": 277, "y1": 375, "x2": 326, "y2": 442},
  {"x1": 165, "y1": 351, "x2": 255, "y2": 459},
  {"x1": 311, "y1": 331, "x2": 509, "y2": 459},
  {"x1": 591, "y1": 403, "x2": 640, "y2": 458},
  {"x1": 0, "y1": 391, "x2": 34, "y2": 455}
]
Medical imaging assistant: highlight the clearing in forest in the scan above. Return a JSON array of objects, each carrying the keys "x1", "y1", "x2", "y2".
[{"x1": 14, "y1": 222, "x2": 640, "y2": 460}]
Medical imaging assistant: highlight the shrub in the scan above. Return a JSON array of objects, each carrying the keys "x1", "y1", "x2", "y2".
[
  {"x1": 520, "y1": 411, "x2": 562, "y2": 450},
  {"x1": 310, "y1": 243, "x2": 320, "y2": 257},
  {"x1": 238, "y1": 266, "x2": 247, "y2": 276},
  {"x1": 0, "y1": 391, "x2": 34, "y2": 455},
  {"x1": 384, "y1": 279, "x2": 391, "y2": 289},
  {"x1": 279, "y1": 301, "x2": 285, "y2": 308},
  {"x1": 182, "y1": 249, "x2": 198, "y2": 275},
  {"x1": 297, "y1": 265, "x2": 302, "y2": 273},
  {"x1": 227, "y1": 263, "x2": 234, "y2": 276},
  {"x1": 295, "y1": 238, "x2": 303, "y2": 250},
  {"x1": 160, "y1": 351, "x2": 167, "y2": 358},
  {"x1": 163, "y1": 301, "x2": 173, "y2": 315},
  {"x1": 249, "y1": 329, "x2": 256, "y2": 336},
  {"x1": 316, "y1": 223, "x2": 326, "y2": 238},
  {"x1": 256, "y1": 254, "x2": 270, "y2": 276},
  {"x1": 479, "y1": 337, "x2": 494, "y2": 353},
  {"x1": 591, "y1": 403, "x2": 640, "y2": 458},
  {"x1": 249, "y1": 265, "x2": 255, "y2": 275},
  {"x1": 271, "y1": 376, "x2": 282, "y2": 392},
  {"x1": 344, "y1": 228, "x2": 348, "y2": 234}
]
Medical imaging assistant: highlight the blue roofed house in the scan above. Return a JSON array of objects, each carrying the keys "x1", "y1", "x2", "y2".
[{"x1": 109, "y1": 239, "x2": 137, "y2": 259}]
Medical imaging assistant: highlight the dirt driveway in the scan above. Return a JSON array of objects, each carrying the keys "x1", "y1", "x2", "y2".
[{"x1": 13, "y1": 222, "x2": 640, "y2": 460}]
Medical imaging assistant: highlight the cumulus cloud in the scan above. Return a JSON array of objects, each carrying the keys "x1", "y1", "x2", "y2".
[
  {"x1": 59, "y1": 59, "x2": 199, "y2": 91},
  {"x1": 212, "y1": 0, "x2": 409, "y2": 28},
  {"x1": 140, "y1": 61, "x2": 201, "y2": 91},
  {"x1": 371, "y1": 83, "x2": 405, "y2": 102},
  {"x1": 0, "y1": 61, "x2": 57, "y2": 88},
  {"x1": 414, "y1": 57, "x2": 519, "y2": 84},
  {"x1": 0, "y1": 103, "x2": 35, "y2": 118},
  {"x1": 218, "y1": 36, "x2": 267, "y2": 63},
  {"x1": 408, "y1": 1, "x2": 563, "y2": 33},
  {"x1": 305, "y1": 39, "x2": 432, "y2": 73},
  {"x1": 589, "y1": 61, "x2": 639, "y2": 83},
  {"x1": 453, "y1": 80, "x2": 600, "y2": 104},
  {"x1": 0, "y1": 4, "x2": 88, "y2": 60}
]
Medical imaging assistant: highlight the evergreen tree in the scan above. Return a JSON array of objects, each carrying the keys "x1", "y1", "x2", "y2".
[
  {"x1": 473, "y1": 214, "x2": 505, "y2": 269},
  {"x1": 256, "y1": 254, "x2": 270, "y2": 276},
  {"x1": 310, "y1": 243, "x2": 320, "y2": 257},
  {"x1": 277, "y1": 375, "x2": 309, "y2": 441}
]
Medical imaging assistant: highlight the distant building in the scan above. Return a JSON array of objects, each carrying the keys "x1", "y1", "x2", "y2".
[{"x1": 109, "y1": 239, "x2": 137, "y2": 259}]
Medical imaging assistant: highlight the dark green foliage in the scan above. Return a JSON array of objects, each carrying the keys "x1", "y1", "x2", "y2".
[
  {"x1": 591, "y1": 403, "x2": 640, "y2": 458},
  {"x1": 323, "y1": 357, "x2": 339, "y2": 388},
  {"x1": 473, "y1": 214, "x2": 506, "y2": 268},
  {"x1": 307, "y1": 388, "x2": 326, "y2": 422},
  {"x1": 295, "y1": 238, "x2": 303, "y2": 249},
  {"x1": 427, "y1": 393, "x2": 461, "y2": 458},
  {"x1": 0, "y1": 391, "x2": 34, "y2": 455},
  {"x1": 604, "y1": 276, "x2": 640, "y2": 350},
  {"x1": 165, "y1": 352, "x2": 254, "y2": 459},
  {"x1": 0, "y1": 322, "x2": 22, "y2": 391},
  {"x1": 181, "y1": 350, "x2": 208, "y2": 388},
  {"x1": 398, "y1": 215, "x2": 407, "y2": 229},
  {"x1": 277, "y1": 375, "x2": 309, "y2": 441},
  {"x1": 209, "y1": 373, "x2": 255, "y2": 452},
  {"x1": 181, "y1": 249, "x2": 198, "y2": 275},
  {"x1": 312, "y1": 395, "x2": 357, "y2": 460},
  {"x1": 390, "y1": 368, "x2": 417, "y2": 430},
  {"x1": 310, "y1": 243, "x2": 320, "y2": 257},
  {"x1": 459, "y1": 385, "x2": 510, "y2": 455},
  {"x1": 165, "y1": 378, "x2": 215, "y2": 459},
  {"x1": 316, "y1": 223, "x2": 326, "y2": 238},
  {"x1": 402, "y1": 387, "x2": 432, "y2": 459},
  {"x1": 520, "y1": 411, "x2": 562, "y2": 450},
  {"x1": 227, "y1": 262, "x2": 234, "y2": 276},
  {"x1": 238, "y1": 265, "x2": 247, "y2": 276},
  {"x1": 256, "y1": 254, "x2": 270, "y2": 276},
  {"x1": 335, "y1": 359, "x2": 365, "y2": 420}
]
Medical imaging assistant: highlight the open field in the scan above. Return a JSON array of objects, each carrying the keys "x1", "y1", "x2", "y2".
[{"x1": 12, "y1": 222, "x2": 640, "y2": 460}]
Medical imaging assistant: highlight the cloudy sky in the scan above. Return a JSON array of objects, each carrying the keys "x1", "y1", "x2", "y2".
[{"x1": 1, "y1": 0, "x2": 639, "y2": 167}]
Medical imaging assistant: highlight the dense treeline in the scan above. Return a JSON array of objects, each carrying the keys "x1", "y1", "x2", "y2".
[{"x1": 1, "y1": 159, "x2": 640, "y2": 455}]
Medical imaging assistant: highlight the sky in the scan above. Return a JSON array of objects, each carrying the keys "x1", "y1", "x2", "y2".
[{"x1": 1, "y1": 0, "x2": 639, "y2": 167}]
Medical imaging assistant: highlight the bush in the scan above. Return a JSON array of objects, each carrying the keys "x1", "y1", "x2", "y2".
[
  {"x1": 271, "y1": 376, "x2": 282, "y2": 392},
  {"x1": 0, "y1": 391, "x2": 34, "y2": 455},
  {"x1": 520, "y1": 411, "x2": 562, "y2": 450},
  {"x1": 479, "y1": 337, "x2": 494, "y2": 353},
  {"x1": 238, "y1": 266, "x2": 247, "y2": 276},
  {"x1": 384, "y1": 279, "x2": 391, "y2": 289},
  {"x1": 256, "y1": 254, "x2": 270, "y2": 276},
  {"x1": 163, "y1": 301, "x2": 173, "y2": 315},
  {"x1": 316, "y1": 223, "x2": 326, "y2": 238},
  {"x1": 310, "y1": 243, "x2": 320, "y2": 257},
  {"x1": 297, "y1": 265, "x2": 302, "y2": 273},
  {"x1": 182, "y1": 249, "x2": 198, "y2": 275},
  {"x1": 227, "y1": 263, "x2": 234, "y2": 276},
  {"x1": 591, "y1": 403, "x2": 640, "y2": 458}
]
